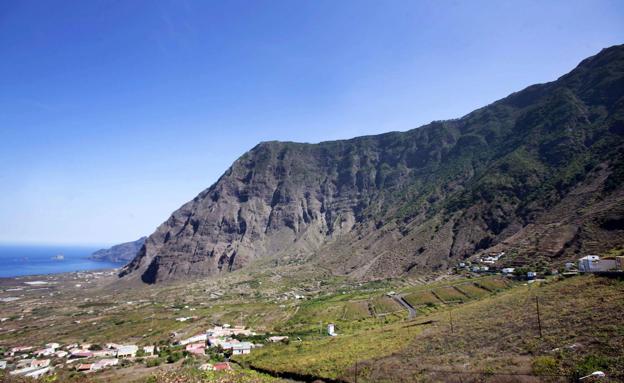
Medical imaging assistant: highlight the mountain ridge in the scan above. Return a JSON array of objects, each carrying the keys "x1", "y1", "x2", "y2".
[
  {"x1": 91, "y1": 237, "x2": 146, "y2": 264},
  {"x1": 120, "y1": 44, "x2": 624, "y2": 284}
]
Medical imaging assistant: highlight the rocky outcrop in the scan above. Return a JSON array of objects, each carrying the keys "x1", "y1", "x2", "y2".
[
  {"x1": 91, "y1": 237, "x2": 146, "y2": 264},
  {"x1": 121, "y1": 45, "x2": 624, "y2": 284}
]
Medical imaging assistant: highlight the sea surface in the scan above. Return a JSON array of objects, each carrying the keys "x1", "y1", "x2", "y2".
[{"x1": 0, "y1": 244, "x2": 120, "y2": 278}]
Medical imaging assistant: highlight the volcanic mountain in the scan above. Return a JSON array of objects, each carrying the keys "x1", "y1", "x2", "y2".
[{"x1": 121, "y1": 45, "x2": 624, "y2": 284}]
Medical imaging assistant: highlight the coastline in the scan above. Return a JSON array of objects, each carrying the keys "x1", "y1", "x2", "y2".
[
  {"x1": 0, "y1": 244, "x2": 122, "y2": 279},
  {"x1": 0, "y1": 267, "x2": 120, "y2": 289}
]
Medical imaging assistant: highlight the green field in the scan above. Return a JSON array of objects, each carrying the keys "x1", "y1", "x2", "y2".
[
  {"x1": 371, "y1": 296, "x2": 403, "y2": 315},
  {"x1": 432, "y1": 286, "x2": 467, "y2": 302},
  {"x1": 403, "y1": 290, "x2": 440, "y2": 307},
  {"x1": 474, "y1": 277, "x2": 510, "y2": 292},
  {"x1": 454, "y1": 283, "x2": 490, "y2": 298},
  {"x1": 240, "y1": 276, "x2": 624, "y2": 382},
  {"x1": 342, "y1": 301, "x2": 371, "y2": 320}
]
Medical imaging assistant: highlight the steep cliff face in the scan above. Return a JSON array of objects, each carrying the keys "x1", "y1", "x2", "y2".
[
  {"x1": 121, "y1": 45, "x2": 624, "y2": 284},
  {"x1": 90, "y1": 237, "x2": 146, "y2": 264}
]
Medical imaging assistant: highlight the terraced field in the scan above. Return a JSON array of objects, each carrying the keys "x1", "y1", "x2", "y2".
[
  {"x1": 403, "y1": 290, "x2": 439, "y2": 307},
  {"x1": 454, "y1": 283, "x2": 490, "y2": 298},
  {"x1": 475, "y1": 277, "x2": 510, "y2": 292},
  {"x1": 342, "y1": 301, "x2": 371, "y2": 320},
  {"x1": 432, "y1": 286, "x2": 467, "y2": 303},
  {"x1": 370, "y1": 297, "x2": 403, "y2": 315},
  {"x1": 241, "y1": 276, "x2": 624, "y2": 382},
  {"x1": 402, "y1": 277, "x2": 513, "y2": 311}
]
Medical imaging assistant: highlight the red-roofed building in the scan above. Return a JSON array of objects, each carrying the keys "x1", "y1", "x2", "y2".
[
  {"x1": 77, "y1": 363, "x2": 93, "y2": 372},
  {"x1": 213, "y1": 362, "x2": 231, "y2": 371},
  {"x1": 185, "y1": 342, "x2": 205, "y2": 356}
]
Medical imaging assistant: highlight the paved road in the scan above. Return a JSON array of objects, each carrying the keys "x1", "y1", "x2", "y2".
[{"x1": 392, "y1": 295, "x2": 417, "y2": 320}]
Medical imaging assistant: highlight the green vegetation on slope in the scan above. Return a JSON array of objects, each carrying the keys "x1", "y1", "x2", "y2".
[{"x1": 241, "y1": 275, "x2": 624, "y2": 382}]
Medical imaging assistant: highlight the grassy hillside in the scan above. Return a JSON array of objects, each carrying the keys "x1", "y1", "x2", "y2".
[{"x1": 240, "y1": 275, "x2": 624, "y2": 382}]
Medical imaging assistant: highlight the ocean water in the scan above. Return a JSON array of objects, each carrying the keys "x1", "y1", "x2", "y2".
[{"x1": 0, "y1": 244, "x2": 120, "y2": 278}]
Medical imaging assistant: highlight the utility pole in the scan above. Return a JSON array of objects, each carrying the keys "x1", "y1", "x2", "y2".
[
  {"x1": 535, "y1": 296, "x2": 542, "y2": 338},
  {"x1": 354, "y1": 358, "x2": 358, "y2": 383},
  {"x1": 449, "y1": 310, "x2": 454, "y2": 334}
]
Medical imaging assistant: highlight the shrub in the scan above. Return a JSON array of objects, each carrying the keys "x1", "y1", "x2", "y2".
[
  {"x1": 575, "y1": 354, "x2": 610, "y2": 375},
  {"x1": 166, "y1": 352, "x2": 182, "y2": 364},
  {"x1": 532, "y1": 355, "x2": 558, "y2": 376},
  {"x1": 146, "y1": 358, "x2": 161, "y2": 368}
]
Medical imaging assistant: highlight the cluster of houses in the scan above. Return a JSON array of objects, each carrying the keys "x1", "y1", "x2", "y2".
[
  {"x1": 179, "y1": 324, "x2": 257, "y2": 357},
  {"x1": 1, "y1": 323, "x2": 270, "y2": 379},
  {"x1": 1, "y1": 341, "x2": 156, "y2": 378},
  {"x1": 457, "y1": 250, "x2": 624, "y2": 279},
  {"x1": 455, "y1": 251, "x2": 507, "y2": 273}
]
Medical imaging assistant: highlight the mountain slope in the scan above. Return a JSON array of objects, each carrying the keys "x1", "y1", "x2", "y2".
[
  {"x1": 91, "y1": 237, "x2": 146, "y2": 264},
  {"x1": 121, "y1": 45, "x2": 624, "y2": 284}
]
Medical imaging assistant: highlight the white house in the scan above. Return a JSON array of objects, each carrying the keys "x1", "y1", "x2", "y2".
[
  {"x1": 579, "y1": 256, "x2": 617, "y2": 272},
  {"x1": 180, "y1": 334, "x2": 207, "y2": 346},
  {"x1": 578, "y1": 255, "x2": 600, "y2": 272},
  {"x1": 221, "y1": 341, "x2": 253, "y2": 355},
  {"x1": 116, "y1": 345, "x2": 138, "y2": 358},
  {"x1": 501, "y1": 268, "x2": 515, "y2": 274},
  {"x1": 231, "y1": 342, "x2": 253, "y2": 355},
  {"x1": 0, "y1": 360, "x2": 7, "y2": 370},
  {"x1": 45, "y1": 343, "x2": 60, "y2": 350},
  {"x1": 142, "y1": 346, "x2": 155, "y2": 356}
]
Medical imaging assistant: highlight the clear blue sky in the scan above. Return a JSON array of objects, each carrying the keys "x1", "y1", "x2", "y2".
[{"x1": 1, "y1": 1, "x2": 622, "y2": 246}]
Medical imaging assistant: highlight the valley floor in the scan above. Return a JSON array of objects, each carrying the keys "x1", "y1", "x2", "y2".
[{"x1": 0, "y1": 268, "x2": 622, "y2": 382}]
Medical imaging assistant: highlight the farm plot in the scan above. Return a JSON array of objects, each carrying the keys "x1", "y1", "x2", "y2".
[
  {"x1": 475, "y1": 277, "x2": 509, "y2": 292},
  {"x1": 342, "y1": 301, "x2": 372, "y2": 320},
  {"x1": 403, "y1": 291, "x2": 440, "y2": 307},
  {"x1": 433, "y1": 286, "x2": 468, "y2": 303},
  {"x1": 455, "y1": 283, "x2": 490, "y2": 299},
  {"x1": 371, "y1": 297, "x2": 403, "y2": 315}
]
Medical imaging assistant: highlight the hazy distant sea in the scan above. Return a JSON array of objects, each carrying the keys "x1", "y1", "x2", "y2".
[{"x1": 0, "y1": 244, "x2": 119, "y2": 278}]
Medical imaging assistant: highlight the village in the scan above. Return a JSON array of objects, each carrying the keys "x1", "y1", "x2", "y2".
[
  {"x1": 457, "y1": 251, "x2": 624, "y2": 280},
  {"x1": 0, "y1": 322, "x2": 299, "y2": 379}
]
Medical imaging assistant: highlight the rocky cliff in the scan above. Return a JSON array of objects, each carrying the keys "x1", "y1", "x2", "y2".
[
  {"x1": 121, "y1": 45, "x2": 624, "y2": 284},
  {"x1": 91, "y1": 237, "x2": 146, "y2": 264}
]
